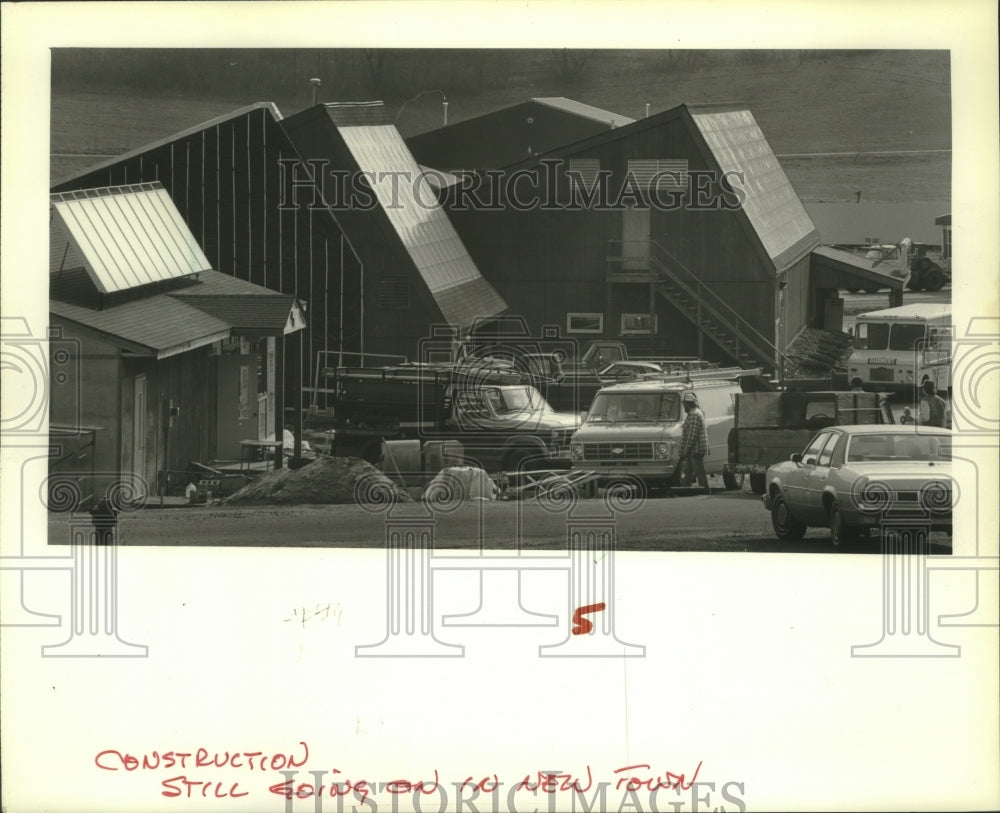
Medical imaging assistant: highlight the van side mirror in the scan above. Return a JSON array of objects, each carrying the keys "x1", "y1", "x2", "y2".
[{"x1": 791, "y1": 452, "x2": 802, "y2": 463}]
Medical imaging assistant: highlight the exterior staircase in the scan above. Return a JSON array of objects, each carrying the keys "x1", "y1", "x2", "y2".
[{"x1": 609, "y1": 238, "x2": 793, "y2": 379}]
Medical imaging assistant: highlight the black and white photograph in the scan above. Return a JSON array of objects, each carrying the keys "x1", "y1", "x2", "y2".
[{"x1": 2, "y1": 2, "x2": 998, "y2": 812}]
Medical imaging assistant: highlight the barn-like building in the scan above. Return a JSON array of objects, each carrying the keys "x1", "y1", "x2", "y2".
[{"x1": 422, "y1": 101, "x2": 905, "y2": 372}]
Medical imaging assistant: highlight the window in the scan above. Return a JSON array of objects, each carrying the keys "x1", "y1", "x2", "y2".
[
  {"x1": 829, "y1": 435, "x2": 847, "y2": 467},
  {"x1": 856, "y1": 322, "x2": 889, "y2": 350},
  {"x1": 567, "y1": 313, "x2": 604, "y2": 334},
  {"x1": 801, "y1": 432, "x2": 831, "y2": 464},
  {"x1": 926, "y1": 325, "x2": 953, "y2": 350},
  {"x1": 378, "y1": 276, "x2": 410, "y2": 309},
  {"x1": 889, "y1": 323, "x2": 927, "y2": 351},
  {"x1": 817, "y1": 434, "x2": 839, "y2": 466},
  {"x1": 567, "y1": 159, "x2": 601, "y2": 192},
  {"x1": 621, "y1": 313, "x2": 657, "y2": 335},
  {"x1": 626, "y1": 159, "x2": 688, "y2": 192}
]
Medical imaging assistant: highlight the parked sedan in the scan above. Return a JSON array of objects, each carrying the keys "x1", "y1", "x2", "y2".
[{"x1": 761, "y1": 425, "x2": 952, "y2": 546}]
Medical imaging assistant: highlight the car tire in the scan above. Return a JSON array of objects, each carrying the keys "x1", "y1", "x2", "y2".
[
  {"x1": 749, "y1": 473, "x2": 766, "y2": 495},
  {"x1": 771, "y1": 492, "x2": 807, "y2": 541},
  {"x1": 722, "y1": 469, "x2": 745, "y2": 491},
  {"x1": 830, "y1": 501, "x2": 860, "y2": 547}
]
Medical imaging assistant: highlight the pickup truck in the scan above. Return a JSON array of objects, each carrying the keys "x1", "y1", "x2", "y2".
[
  {"x1": 728, "y1": 390, "x2": 894, "y2": 494},
  {"x1": 319, "y1": 362, "x2": 580, "y2": 474}
]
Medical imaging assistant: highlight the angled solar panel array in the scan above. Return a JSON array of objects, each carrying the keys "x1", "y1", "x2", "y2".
[
  {"x1": 329, "y1": 105, "x2": 506, "y2": 329},
  {"x1": 691, "y1": 109, "x2": 819, "y2": 267},
  {"x1": 49, "y1": 182, "x2": 212, "y2": 294}
]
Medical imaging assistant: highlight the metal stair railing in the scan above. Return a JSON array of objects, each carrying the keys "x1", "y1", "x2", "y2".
[
  {"x1": 618, "y1": 238, "x2": 795, "y2": 373},
  {"x1": 648, "y1": 240, "x2": 787, "y2": 367},
  {"x1": 607, "y1": 239, "x2": 772, "y2": 366}
]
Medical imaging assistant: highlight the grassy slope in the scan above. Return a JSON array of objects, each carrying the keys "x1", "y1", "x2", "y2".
[{"x1": 50, "y1": 50, "x2": 950, "y2": 203}]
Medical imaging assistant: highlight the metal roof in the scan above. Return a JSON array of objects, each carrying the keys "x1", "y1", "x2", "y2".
[
  {"x1": 690, "y1": 109, "x2": 819, "y2": 268},
  {"x1": 50, "y1": 183, "x2": 212, "y2": 294},
  {"x1": 531, "y1": 97, "x2": 634, "y2": 128},
  {"x1": 334, "y1": 116, "x2": 506, "y2": 329},
  {"x1": 810, "y1": 246, "x2": 905, "y2": 291}
]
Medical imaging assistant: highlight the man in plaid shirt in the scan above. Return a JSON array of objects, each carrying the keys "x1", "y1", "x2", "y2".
[{"x1": 679, "y1": 392, "x2": 710, "y2": 493}]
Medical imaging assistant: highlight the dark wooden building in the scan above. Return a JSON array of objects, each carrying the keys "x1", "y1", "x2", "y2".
[
  {"x1": 49, "y1": 184, "x2": 305, "y2": 495},
  {"x1": 434, "y1": 103, "x2": 880, "y2": 372},
  {"x1": 51, "y1": 103, "x2": 358, "y2": 398},
  {"x1": 53, "y1": 101, "x2": 507, "y2": 384}
]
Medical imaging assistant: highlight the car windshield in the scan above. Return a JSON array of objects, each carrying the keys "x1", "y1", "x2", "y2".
[
  {"x1": 586, "y1": 392, "x2": 680, "y2": 423},
  {"x1": 847, "y1": 433, "x2": 951, "y2": 462}
]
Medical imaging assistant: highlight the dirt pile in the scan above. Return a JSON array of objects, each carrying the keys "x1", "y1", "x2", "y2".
[
  {"x1": 785, "y1": 328, "x2": 853, "y2": 377},
  {"x1": 225, "y1": 456, "x2": 410, "y2": 506}
]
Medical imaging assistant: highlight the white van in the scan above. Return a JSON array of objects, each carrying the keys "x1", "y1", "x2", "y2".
[
  {"x1": 848, "y1": 303, "x2": 951, "y2": 394},
  {"x1": 568, "y1": 379, "x2": 744, "y2": 492}
]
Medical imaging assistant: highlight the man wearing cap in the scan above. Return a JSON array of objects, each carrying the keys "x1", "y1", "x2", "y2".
[{"x1": 679, "y1": 392, "x2": 710, "y2": 494}]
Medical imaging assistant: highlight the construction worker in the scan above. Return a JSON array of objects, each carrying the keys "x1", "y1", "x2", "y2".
[
  {"x1": 918, "y1": 379, "x2": 947, "y2": 427},
  {"x1": 679, "y1": 392, "x2": 710, "y2": 494}
]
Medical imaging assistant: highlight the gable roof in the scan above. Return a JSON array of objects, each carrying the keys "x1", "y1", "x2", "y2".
[
  {"x1": 502, "y1": 103, "x2": 820, "y2": 274},
  {"x1": 689, "y1": 107, "x2": 819, "y2": 270},
  {"x1": 50, "y1": 183, "x2": 212, "y2": 293},
  {"x1": 531, "y1": 97, "x2": 634, "y2": 128},
  {"x1": 284, "y1": 103, "x2": 506, "y2": 330}
]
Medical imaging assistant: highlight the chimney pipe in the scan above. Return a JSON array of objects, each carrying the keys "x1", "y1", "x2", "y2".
[
  {"x1": 442, "y1": 100, "x2": 448, "y2": 126},
  {"x1": 645, "y1": 103, "x2": 650, "y2": 118},
  {"x1": 310, "y1": 77, "x2": 322, "y2": 107}
]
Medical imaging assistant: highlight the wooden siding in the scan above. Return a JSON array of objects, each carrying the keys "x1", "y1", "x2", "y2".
[
  {"x1": 445, "y1": 110, "x2": 796, "y2": 361},
  {"x1": 51, "y1": 108, "x2": 354, "y2": 392},
  {"x1": 49, "y1": 320, "x2": 122, "y2": 481}
]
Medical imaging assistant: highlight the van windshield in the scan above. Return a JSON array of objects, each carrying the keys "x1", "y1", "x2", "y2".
[
  {"x1": 586, "y1": 392, "x2": 680, "y2": 423},
  {"x1": 858, "y1": 322, "x2": 890, "y2": 350},
  {"x1": 889, "y1": 323, "x2": 928, "y2": 351}
]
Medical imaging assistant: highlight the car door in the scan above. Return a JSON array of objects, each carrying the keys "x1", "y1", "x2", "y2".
[
  {"x1": 802, "y1": 432, "x2": 844, "y2": 523},
  {"x1": 784, "y1": 431, "x2": 831, "y2": 514}
]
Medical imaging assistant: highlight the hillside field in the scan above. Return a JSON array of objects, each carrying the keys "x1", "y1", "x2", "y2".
[{"x1": 50, "y1": 49, "x2": 950, "y2": 205}]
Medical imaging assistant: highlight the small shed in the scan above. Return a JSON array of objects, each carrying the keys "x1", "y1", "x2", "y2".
[{"x1": 49, "y1": 183, "x2": 306, "y2": 496}]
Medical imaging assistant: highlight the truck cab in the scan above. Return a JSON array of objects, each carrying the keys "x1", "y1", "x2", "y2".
[
  {"x1": 847, "y1": 303, "x2": 952, "y2": 395},
  {"x1": 568, "y1": 379, "x2": 743, "y2": 492}
]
